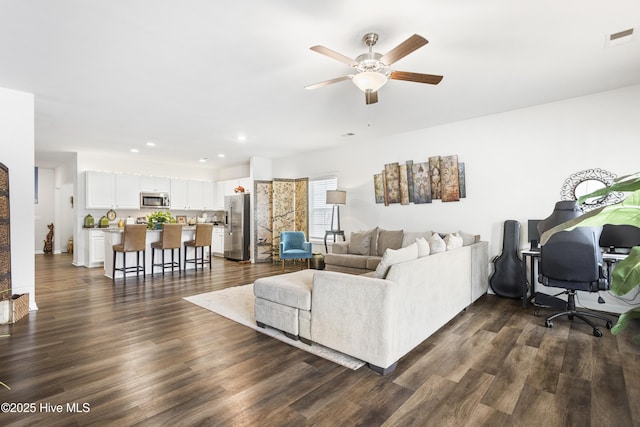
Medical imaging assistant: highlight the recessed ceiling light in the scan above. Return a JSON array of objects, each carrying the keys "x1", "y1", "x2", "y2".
[
  {"x1": 130, "y1": 148, "x2": 139, "y2": 153},
  {"x1": 218, "y1": 153, "x2": 225, "y2": 158},
  {"x1": 199, "y1": 158, "x2": 208, "y2": 163},
  {"x1": 237, "y1": 135, "x2": 246, "y2": 142},
  {"x1": 146, "y1": 141, "x2": 156, "y2": 147}
]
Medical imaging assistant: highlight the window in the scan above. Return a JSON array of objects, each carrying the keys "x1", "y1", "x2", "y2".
[{"x1": 309, "y1": 177, "x2": 337, "y2": 240}]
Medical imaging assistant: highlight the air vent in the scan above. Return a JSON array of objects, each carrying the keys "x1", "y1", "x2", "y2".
[{"x1": 606, "y1": 27, "x2": 635, "y2": 47}]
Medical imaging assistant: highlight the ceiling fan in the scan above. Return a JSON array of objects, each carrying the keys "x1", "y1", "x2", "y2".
[{"x1": 305, "y1": 32, "x2": 443, "y2": 105}]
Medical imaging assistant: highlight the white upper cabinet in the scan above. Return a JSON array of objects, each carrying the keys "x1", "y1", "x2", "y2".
[
  {"x1": 86, "y1": 171, "x2": 141, "y2": 209},
  {"x1": 86, "y1": 172, "x2": 116, "y2": 209},
  {"x1": 214, "y1": 182, "x2": 224, "y2": 210},
  {"x1": 140, "y1": 176, "x2": 170, "y2": 193},
  {"x1": 170, "y1": 178, "x2": 189, "y2": 210},
  {"x1": 170, "y1": 178, "x2": 213, "y2": 210},
  {"x1": 201, "y1": 181, "x2": 215, "y2": 210},
  {"x1": 187, "y1": 180, "x2": 204, "y2": 211},
  {"x1": 115, "y1": 174, "x2": 140, "y2": 209}
]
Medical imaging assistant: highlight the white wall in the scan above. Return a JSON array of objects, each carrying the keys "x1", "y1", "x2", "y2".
[
  {"x1": 272, "y1": 84, "x2": 640, "y2": 313},
  {"x1": 0, "y1": 86, "x2": 36, "y2": 310},
  {"x1": 34, "y1": 168, "x2": 55, "y2": 254}
]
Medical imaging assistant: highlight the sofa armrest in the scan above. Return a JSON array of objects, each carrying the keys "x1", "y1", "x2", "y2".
[
  {"x1": 331, "y1": 242, "x2": 349, "y2": 254},
  {"x1": 311, "y1": 271, "x2": 397, "y2": 369}
]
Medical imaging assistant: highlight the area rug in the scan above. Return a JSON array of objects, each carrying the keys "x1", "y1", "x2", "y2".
[{"x1": 184, "y1": 284, "x2": 365, "y2": 370}]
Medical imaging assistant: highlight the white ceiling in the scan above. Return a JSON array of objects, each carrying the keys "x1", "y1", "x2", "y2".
[{"x1": 1, "y1": 1, "x2": 639, "y2": 170}]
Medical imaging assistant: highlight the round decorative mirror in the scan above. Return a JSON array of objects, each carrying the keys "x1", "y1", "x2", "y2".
[{"x1": 560, "y1": 168, "x2": 624, "y2": 211}]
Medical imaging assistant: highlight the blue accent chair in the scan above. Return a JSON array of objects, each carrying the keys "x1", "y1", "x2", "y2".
[{"x1": 280, "y1": 231, "x2": 313, "y2": 272}]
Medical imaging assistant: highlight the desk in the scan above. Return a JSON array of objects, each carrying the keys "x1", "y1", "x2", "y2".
[
  {"x1": 324, "y1": 230, "x2": 345, "y2": 252},
  {"x1": 520, "y1": 249, "x2": 627, "y2": 309}
]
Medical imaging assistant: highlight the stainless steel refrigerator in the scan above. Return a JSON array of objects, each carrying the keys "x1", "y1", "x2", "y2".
[{"x1": 224, "y1": 193, "x2": 250, "y2": 261}]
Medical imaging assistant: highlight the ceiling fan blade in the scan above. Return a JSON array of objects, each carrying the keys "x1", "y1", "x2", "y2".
[
  {"x1": 365, "y1": 91, "x2": 378, "y2": 105},
  {"x1": 380, "y1": 34, "x2": 428, "y2": 66},
  {"x1": 389, "y1": 71, "x2": 443, "y2": 85},
  {"x1": 305, "y1": 75, "x2": 352, "y2": 90},
  {"x1": 310, "y1": 45, "x2": 358, "y2": 67}
]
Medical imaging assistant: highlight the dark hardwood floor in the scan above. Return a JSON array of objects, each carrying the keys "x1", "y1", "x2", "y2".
[{"x1": 0, "y1": 254, "x2": 639, "y2": 426}]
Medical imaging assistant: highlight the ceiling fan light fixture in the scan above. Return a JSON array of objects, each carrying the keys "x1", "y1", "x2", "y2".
[{"x1": 352, "y1": 71, "x2": 388, "y2": 93}]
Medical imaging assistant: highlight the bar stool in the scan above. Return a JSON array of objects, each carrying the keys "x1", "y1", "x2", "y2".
[
  {"x1": 112, "y1": 224, "x2": 147, "y2": 280},
  {"x1": 184, "y1": 223, "x2": 213, "y2": 271},
  {"x1": 151, "y1": 223, "x2": 183, "y2": 275}
]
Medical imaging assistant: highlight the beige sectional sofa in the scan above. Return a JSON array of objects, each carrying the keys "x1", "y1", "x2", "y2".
[
  {"x1": 254, "y1": 230, "x2": 488, "y2": 374},
  {"x1": 324, "y1": 227, "x2": 478, "y2": 274}
]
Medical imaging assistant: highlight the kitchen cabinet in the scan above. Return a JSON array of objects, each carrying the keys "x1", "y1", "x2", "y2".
[
  {"x1": 202, "y1": 181, "x2": 215, "y2": 210},
  {"x1": 140, "y1": 176, "x2": 170, "y2": 193},
  {"x1": 214, "y1": 182, "x2": 224, "y2": 210},
  {"x1": 115, "y1": 174, "x2": 140, "y2": 209},
  {"x1": 86, "y1": 171, "x2": 140, "y2": 209},
  {"x1": 212, "y1": 226, "x2": 224, "y2": 256},
  {"x1": 214, "y1": 177, "x2": 252, "y2": 210},
  {"x1": 187, "y1": 180, "x2": 204, "y2": 210},
  {"x1": 171, "y1": 178, "x2": 214, "y2": 210},
  {"x1": 86, "y1": 229, "x2": 105, "y2": 267},
  {"x1": 86, "y1": 171, "x2": 116, "y2": 209},
  {"x1": 170, "y1": 179, "x2": 188, "y2": 210}
]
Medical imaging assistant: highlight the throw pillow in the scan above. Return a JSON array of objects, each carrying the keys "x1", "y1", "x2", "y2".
[
  {"x1": 373, "y1": 242, "x2": 419, "y2": 279},
  {"x1": 416, "y1": 237, "x2": 430, "y2": 257},
  {"x1": 377, "y1": 229, "x2": 404, "y2": 256},
  {"x1": 457, "y1": 230, "x2": 476, "y2": 246},
  {"x1": 348, "y1": 230, "x2": 372, "y2": 256},
  {"x1": 428, "y1": 233, "x2": 446, "y2": 254},
  {"x1": 445, "y1": 233, "x2": 464, "y2": 250}
]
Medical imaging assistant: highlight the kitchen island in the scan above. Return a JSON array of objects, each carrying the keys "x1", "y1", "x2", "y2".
[{"x1": 103, "y1": 225, "x2": 212, "y2": 279}]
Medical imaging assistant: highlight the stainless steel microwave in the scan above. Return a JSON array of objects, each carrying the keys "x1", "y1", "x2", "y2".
[{"x1": 140, "y1": 192, "x2": 170, "y2": 209}]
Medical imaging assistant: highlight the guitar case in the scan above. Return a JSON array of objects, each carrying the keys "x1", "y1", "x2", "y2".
[{"x1": 489, "y1": 220, "x2": 525, "y2": 298}]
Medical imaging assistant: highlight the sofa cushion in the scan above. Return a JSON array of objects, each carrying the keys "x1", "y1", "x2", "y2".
[
  {"x1": 253, "y1": 269, "x2": 315, "y2": 310},
  {"x1": 373, "y1": 242, "x2": 418, "y2": 279},
  {"x1": 365, "y1": 256, "x2": 382, "y2": 270},
  {"x1": 369, "y1": 227, "x2": 379, "y2": 256},
  {"x1": 348, "y1": 230, "x2": 372, "y2": 256},
  {"x1": 416, "y1": 237, "x2": 430, "y2": 257},
  {"x1": 457, "y1": 230, "x2": 476, "y2": 246},
  {"x1": 445, "y1": 233, "x2": 464, "y2": 250},
  {"x1": 331, "y1": 241, "x2": 349, "y2": 254},
  {"x1": 377, "y1": 229, "x2": 404, "y2": 256},
  {"x1": 428, "y1": 233, "x2": 446, "y2": 254},
  {"x1": 402, "y1": 231, "x2": 433, "y2": 248},
  {"x1": 324, "y1": 253, "x2": 368, "y2": 269}
]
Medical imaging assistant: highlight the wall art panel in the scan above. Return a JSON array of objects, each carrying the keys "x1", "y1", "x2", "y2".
[
  {"x1": 384, "y1": 162, "x2": 401, "y2": 204},
  {"x1": 429, "y1": 156, "x2": 442, "y2": 200},
  {"x1": 440, "y1": 155, "x2": 460, "y2": 202},
  {"x1": 412, "y1": 162, "x2": 432, "y2": 204}
]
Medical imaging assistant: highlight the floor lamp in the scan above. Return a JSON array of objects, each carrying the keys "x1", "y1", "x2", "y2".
[{"x1": 326, "y1": 190, "x2": 347, "y2": 231}]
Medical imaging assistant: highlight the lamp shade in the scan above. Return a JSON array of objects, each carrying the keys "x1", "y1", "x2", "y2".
[
  {"x1": 326, "y1": 190, "x2": 347, "y2": 205},
  {"x1": 352, "y1": 71, "x2": 388, "y2": 93}
]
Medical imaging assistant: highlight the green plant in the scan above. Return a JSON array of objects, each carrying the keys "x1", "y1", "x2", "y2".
[
  {"x1": 540, "y1": 172, "x2": 640, "y2": 340},
  {"x1": 146, "y1": 211, "x2": 176, "y2": 230}
]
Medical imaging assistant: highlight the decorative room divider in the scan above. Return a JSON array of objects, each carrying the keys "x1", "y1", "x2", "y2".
[
  {"x1": 0, "y1": 163, "x2": 11, "y2": 299},
  {"x1": 253, "y1": 178, "x2": 309, "y2": 263}
]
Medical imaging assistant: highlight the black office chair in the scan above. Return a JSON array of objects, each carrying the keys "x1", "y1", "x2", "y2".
[{"x1": 536, "y1": 201, "x2": 613, "y2": 337}]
